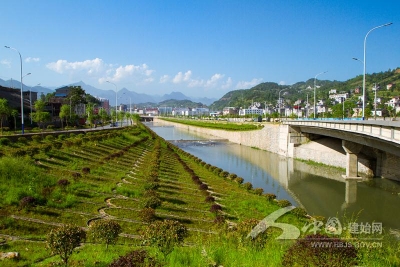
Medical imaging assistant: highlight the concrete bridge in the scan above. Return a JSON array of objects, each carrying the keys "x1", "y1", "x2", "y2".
[{"x1": 283, "y1": 119, "x2": 400, "y2": 182}]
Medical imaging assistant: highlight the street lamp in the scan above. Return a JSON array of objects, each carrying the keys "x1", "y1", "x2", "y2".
[
  {"x1": 361, "y1": 22, "x2": 392, "y2": 120},
  {"x1": 313, "y1": 71, "x2": 327, "y2": 119},
  {"x1": 278, "y1": 88, "x2": 289, "y2": 118},
  {"x1": 106, "y1": 81, "x2": 118, "y2": 126},
  {"x1": 5, "y1": 46, "x2": 26, "y2": 134}
]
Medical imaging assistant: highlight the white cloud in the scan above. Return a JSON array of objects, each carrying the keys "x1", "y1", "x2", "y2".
[
  {"x1": 25, "y1": 57, "x2": 40, "y2": 63},
  {"x1": 236, "y1": 78, "x2": 263, "y2": 89},
  {"x1": 159, "y1": 75, "x2": 169, "y2": 83},
  {"x1": 279, "y1": 81, "x2": 286, "y2": 85},
  {"x1": 100, "y1": 63, "x2": 154, "y2": 83},
  {"x1": 173, "y1": 70, "x2": 192, "y2": 83},
  {"x1": 47, "y1": 58, "x2": 105, "y2": 74},
  {"x1": 205, "y1": 73, "x2": 224, "y2": 88},
  {"x1": 221, "y1": 77, "x2": 232, "y2": 89},
  {"x1": 1, "y1": 59, "x2": 11, "y2": 68}
]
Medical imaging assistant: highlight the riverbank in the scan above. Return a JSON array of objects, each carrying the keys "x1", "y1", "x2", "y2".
[{"x1": 153, "y1": 118, "x2": 363, "y2": 175}]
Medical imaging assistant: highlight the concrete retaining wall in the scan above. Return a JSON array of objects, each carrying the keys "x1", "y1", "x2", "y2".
[{"x1": 153, "y1": 118, "x2": 399, "y2": 180}]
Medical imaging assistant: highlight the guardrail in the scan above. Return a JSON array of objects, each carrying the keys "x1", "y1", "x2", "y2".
[{"x1": 284, "y1": 120, "x2": 400, "y2": 144}]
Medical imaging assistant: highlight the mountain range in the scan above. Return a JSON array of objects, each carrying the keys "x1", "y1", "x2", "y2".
[{"x1": 0, "y1": 79, "x2": 217, "y2": 106}]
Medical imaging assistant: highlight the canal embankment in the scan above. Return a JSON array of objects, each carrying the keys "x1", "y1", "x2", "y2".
[{"x1": 152, "y1": 118, "x2": 371, "y2": 176}]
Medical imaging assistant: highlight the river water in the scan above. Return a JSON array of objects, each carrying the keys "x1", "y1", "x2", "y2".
[{"x1": 149, "y1": 122, "x2": 400, "y2": 230}]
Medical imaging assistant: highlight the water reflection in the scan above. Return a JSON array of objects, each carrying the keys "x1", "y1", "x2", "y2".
[{"x1": 150, "y1": 123, "x2": 400, "y2": 229}]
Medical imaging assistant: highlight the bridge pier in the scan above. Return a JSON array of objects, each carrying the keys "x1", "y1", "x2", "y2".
[{"x1": 341, "y1": 140, "x2": 363, "y2": 180}]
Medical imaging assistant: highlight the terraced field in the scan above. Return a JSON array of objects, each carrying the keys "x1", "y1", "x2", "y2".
[{"x1": 0, "y1": 124, "x2": 397, "y2": 266}]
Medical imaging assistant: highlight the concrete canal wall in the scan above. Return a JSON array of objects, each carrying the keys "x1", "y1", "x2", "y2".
[{"x1": 152, "y1": 118, "x2": 400, "y2": 179}]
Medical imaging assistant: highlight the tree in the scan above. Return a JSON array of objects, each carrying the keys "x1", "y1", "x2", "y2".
[
  {"x1": 47, "y1": 224, "x2": 86, "y2": 266},
  {"x1": 32, "y1": 99, "x2": 51, "y2": 131},
  {"x1": 86, "y1": 103, "x2": 96, "y2": 128},
  {"x1": 141, "y1": 220, "x2": 188, "y2": 258},
  {"x1": 88, "y1": 219, "x2": 122, "y2": 249},
  {"x1": 99, "y1": 108, "x2": 109, "y2": 127},
  {"x1": 0, "y1": 99, "x2": 11, "y2": 135},
  {"x1": 59, "y1": 104, "x2": 71, "y2": 129},
  {"x1": 11, "y1": 109, "x2": 18, "y2": 132}
]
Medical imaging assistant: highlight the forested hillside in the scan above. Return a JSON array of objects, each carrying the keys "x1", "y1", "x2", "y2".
[{"x1": 210, "y1": 68, "x2": 400, "y2": 111}]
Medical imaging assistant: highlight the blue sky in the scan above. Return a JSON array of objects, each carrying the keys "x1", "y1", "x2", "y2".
[{"x1": 1, "y1": 0, "x2": 399, "y2": 99}]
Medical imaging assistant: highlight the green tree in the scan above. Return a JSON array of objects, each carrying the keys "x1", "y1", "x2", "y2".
[
  {"x1": 86, "y1": 103, "x2": 96, "y2": 128},
  {"x1": 0, "y1": 99, "x2": 11, "y2": 135},
  {"x1": 141, "y1": 220, "x2": 188, "y2": 258},
  {"x1": 32, "y1": 99, "x2": 51, "y2": 131},
  {"x1": 99, "y1": 108, "x2": 109, "y2": 127},
  {"x1": 59, "y1": 104, "x2": 71, "y2": 129},
  {"x1": 47, "y1": 224, "x2": 86, "y2": 266},
  {"x1": 88, "y1": 219, "x2": 122, "y2": 249},
  {"x1": 11, "y1": 109, "x2": 18, "y2": 132}
]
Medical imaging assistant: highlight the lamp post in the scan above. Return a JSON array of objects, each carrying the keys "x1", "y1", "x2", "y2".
[
  {"x1": 360, "y1": 22, "x2": 392, "y2": 120},
  {"x1": 5, "y1": 46, "x2": 26, "y2": 134},
  {"x1": 106, "y1": 81, "x2": 118, "y2": 126},
  {"x1": 373, "y1": 83, "x2": 378, "y2": 120},
  {"x1": 278, "y1": 88, "x2": 289, "y2": 119},
  {"x1": 313, "y1": 71, "x2": 327, "y2": 119}
]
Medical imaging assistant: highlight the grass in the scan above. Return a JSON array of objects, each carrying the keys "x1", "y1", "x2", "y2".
[
  {"x1": 0, "y1": 125, "x2": 397, "y2": 266},
  {"x1": 160, "y1": 117, "x2": 263, "y2": 131}
]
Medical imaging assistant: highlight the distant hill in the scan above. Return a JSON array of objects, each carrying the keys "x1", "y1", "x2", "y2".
[{"x1": 210, "y1": 68, "x2": 400, "y2": 110}]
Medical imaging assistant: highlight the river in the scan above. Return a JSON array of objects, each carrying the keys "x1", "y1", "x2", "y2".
[{"x1": 149, "y1": 122, "x2": 400, "y2": 230}]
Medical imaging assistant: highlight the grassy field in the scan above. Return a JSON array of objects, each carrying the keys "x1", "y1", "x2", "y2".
[
  {"x1": 159, "y1": 117, "x2": 264, "y2": 131},
  {"x1": 0, "y1": 124, "x2": 398, "y2": 266}
]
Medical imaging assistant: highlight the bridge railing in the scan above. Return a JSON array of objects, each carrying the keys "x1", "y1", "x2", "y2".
[{"x1": 284, "y1": 120, "x2": 400, "y2": 144}]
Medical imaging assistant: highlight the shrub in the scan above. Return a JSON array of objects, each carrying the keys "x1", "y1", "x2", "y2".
[
  {"x1": 141, "y1": 220, "x2": 188, "y2": 257},
  {"x1": 253, "y1": 188, "x2": 264, "y2": 195},
  {"x1": 72, "y1": 172, "x2": 81, "y2": 180},
  {"x1": 47, "y1": 224, "x2": 86, "y2": 266},
  {"x1": 265, "y1": 193, "x2": 277, "y2": 201},
  {"x1": 213, "y1": 168, "x2": 223, "y2": 175},
  {"x1": 199, "y1": 183, "x2": 208, "y2": 191},
  {"x1": 233, "y1": 218, "x2": 268, "y2": 250},
  {"x1": 205, "y1": 196, "x2": 215, "y2": 203},
  {"x1": 17, "y1": 137, "x2": 28, "y2": 144},
  {"x1": 219, "y1": 171, "x2": 229, "y2": 178},
  {"x1": 214, "y1": 215, "x2": 225, "y2": 224},
  {"x1": 24, "y1": 146, "x2": 39, "y2": 157},
  {"x1": 143, "y1": 189, "x2": 159, "y2": 198},
  {"x1": 81, "y1": 167, "x2": 90, "y2": 174},
  {"x1": 19, "y1": 196, "x2": 36, "y2": 210},
  {"x1": 282, "y1": 234, "x2": 358, "y2": 267},
  {"x1": 276, "y1": 199, "x2": 292, "y2": 207},
  {"x1": 58, "y1": 134, "x2": 66, "y2": 140},
  {"x1": 291, "y1": 207, "x2": 308, "y2": 218},
  {"x1": 47, "y1": 125, "x2": 55, "y2": 130},
  {"x1": 52, "y1": 141, "x2": 63, "y2": 149},
  {"x1": 228, "y1": 173, "x2": 237, "y2": 180},
  {"x1": 88, "y1": 219, "x2": 122, "y2": 249},
  {"x1": 242, "y1": 182, "x2": 253, "y2": 190},
  {"x1": 142, "y1": 196, "x2": 162, "y2": 209},
  {"x1": 57, "y1": 179, "x2": 70, "y2": 189},
  {"x1": 73, "y1": 139, "x2": 82, "y2": 147},
  {"x1": 210, "y1": 204, "x2": 222, "y2": 214},
  {"x1": 109, "y1": 250, "x2": 159, "y2": 267},
  {"x1": 144, "y1": 182, "x2": 160, "y2": 191},
  {"x1": 139, "y1": 208, "x2": 157, "y2": 223},
  {"x1": 39, "y1": 144, "x2": 52, "y2": 154},
  {"x1": 234, "y1": 177, "x2": 244, "y2": 184},
  {"x1": 45, "y1": 135, "x2": 55, "y2": 142},
  {"x1": 31, "y1": 135, "x2": 41, "y2": 143},
  {"x1": 0, "y1": 138, "x2": 10, "y2": 146}
]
